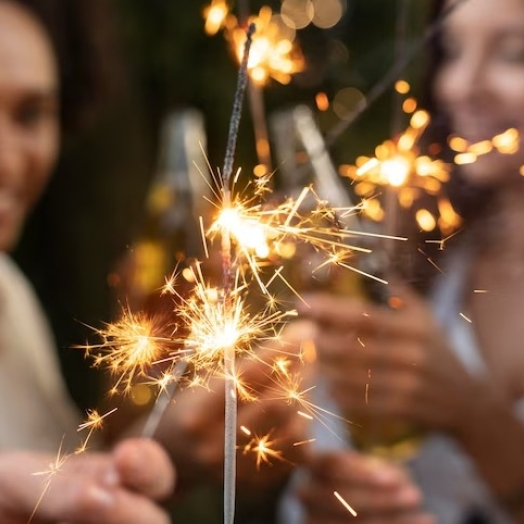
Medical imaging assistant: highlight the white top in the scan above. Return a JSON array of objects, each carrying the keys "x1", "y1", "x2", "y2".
[
  {"x1": 279, "y1": 244, "x2": 521, "y2": 524},
  {"x1": 0, "y1": 255, "x2": 82, "y2": 453}
]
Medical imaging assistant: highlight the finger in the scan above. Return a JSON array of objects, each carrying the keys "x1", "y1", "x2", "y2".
[
  {"x1": 307, "y1": 451, "x2": 407, "y2": 487},
  {"x1": 300, "y1": 293, "x2": 430, "y2": 338},
  {"x1": 58, "y1": 486, "x2": 171, "y2": 524},
  {"x1": 112, "y1": 439, "x2": 175, "y2": 500},
  {"x1": 237, "y1": 400, "x2": 309, "y2": 462},
  {"x1": 305, "y1": 514, "x2": 436, "y2": 524},
  {"x1": 315, "y1": 332, "x2": 427, "y2": 377},
  {"x1": 167, "y1": 376, "x2": 225, "y2": 436},
  {"x1": 240, "y1": 321, "x2": 317, "y2": 388}
]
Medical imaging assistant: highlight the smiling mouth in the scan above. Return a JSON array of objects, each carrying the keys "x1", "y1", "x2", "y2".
[{"x1": 0, "y1": 193, "x2": 18, "y2": 221}]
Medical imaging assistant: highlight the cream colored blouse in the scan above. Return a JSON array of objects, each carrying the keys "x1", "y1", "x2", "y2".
[{"x1": 0, "y1": 255, "x2": 82, "y2": 453}]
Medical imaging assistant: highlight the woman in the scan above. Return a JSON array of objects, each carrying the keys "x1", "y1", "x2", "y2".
[
  {"x1": 0, "y1": 1, "x2": 175, "y2": 522},
  {"x1": 288, "y1": 0, "x2": 524, "y2": 522}
]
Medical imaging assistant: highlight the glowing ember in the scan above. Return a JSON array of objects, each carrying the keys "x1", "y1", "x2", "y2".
[
  {"x1": 225, "y1": 7, "x2": 305, "y2": 85},
  {"x1": 203, "y1": 0, "x2": 230, "y2": 35}
]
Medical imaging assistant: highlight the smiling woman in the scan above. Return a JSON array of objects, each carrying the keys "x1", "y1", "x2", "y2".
[
  {"x1": 0, "y1": 1, "x2": 59, "y2": 251},
  {"x1": 0, "y1": 0, "x2": 82, "y2": 453},
  {"x1": 279, "y1": 0, "x2": 524, "y2": 523},
  {"x1": 434, "y1": 0, "x2": 524, "y2": 186},
  {"x1": 11, "y1": 0, "x2": 149, "y2": 413}
]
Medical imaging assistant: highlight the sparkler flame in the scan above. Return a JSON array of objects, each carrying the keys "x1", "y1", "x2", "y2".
[
  {"x1": 229, "y1": 7, "x2": 304, "y2": 85},
  {"x1": 203, "y1": 2, "x2": 305, "y2": 86},
  {"x1": 80, "y1": 311, "x2": 174, "y2": 395},
  {"x1": 339, "y1": 110, "x2": 460, "y2": 234}
]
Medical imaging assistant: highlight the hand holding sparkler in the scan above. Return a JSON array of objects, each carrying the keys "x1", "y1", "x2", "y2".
[
  {"x1": 150, "y1": 323, "x2": 314, "y2": 493},
  {"x1": 0, "y1": 438, "x2": 174, "y2": 524},
  {"x1": 298, "y1": 286, "x2": 489, "y2": 451},
  {"x1": 297, "y1": 450, "x2": 435, "y2": 524}
]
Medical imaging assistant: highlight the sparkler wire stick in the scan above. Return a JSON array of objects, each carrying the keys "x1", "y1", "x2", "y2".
[{"x1": 221, "y1": 22, "x2": 255, "y2": 524}]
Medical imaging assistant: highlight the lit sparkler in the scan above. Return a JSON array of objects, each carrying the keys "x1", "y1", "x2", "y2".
[
  {"x1": 340, "y1": 115, "x2": 520, "y2": 237},
  {"x1": 207, "y1": 174, "x2": 395, "y2": 294},
  {"x1": 334, "y1": 490, "x2": 358, "y2": 517},
  {"x1": 339, "y1": 109, "x2": 461, "y2": 234},
  {"x1": 81, "y1": 5, "x2": 487, "y2": 522},
  {"x1": 79, "y1": 310, "x2": 175, "y2": 395},
  {"x1": 208, "y1": 5, "x2": 306, "y2": 86}
]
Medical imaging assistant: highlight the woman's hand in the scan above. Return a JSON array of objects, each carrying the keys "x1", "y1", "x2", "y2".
[
  {"x1": 156, "y1": 320, "x2": 316, "y2": 492},
  {"x1": 298, "y1": 450, "x2": 435, "y2": 524},
  {"x1": 0, "y1": 438, "x2": 175, "y2": 524},
  {"x1": 301, "y1": 288, "x2": 487, "y2": 435}
]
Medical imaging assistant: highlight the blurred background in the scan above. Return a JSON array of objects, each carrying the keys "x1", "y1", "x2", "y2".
[{"x1": 13, "y1": 0, "x2": 429, "y2": 432}]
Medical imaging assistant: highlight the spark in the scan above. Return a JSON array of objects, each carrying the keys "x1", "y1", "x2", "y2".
[
  {"x1": 417, "y1": 248, "x2": 444, "y2": 274},
  {"x1": 207, "y1": 175, "x2": 382, "y2": 295},
  {"x1": 334, "y1": 491, "x2": 358, "y2": 517},
  {"x1": 242, "y1": 432, "x2": 287, "y2": 468},
  {"x1": 425, "y1": 229, "x2": 462, "y2": 251},
  {"x1": 76, "y1": 408, "x2": 118, "y2": 453},
  {"x1": 460, "y1": 312, "x2": 472, "y2": 323},
  {"x1": 161, "y1": 263, "x2": 296, "y2": 377},
  {"x1": 29, "y1": 439, "x2": 70, "y2": 523},
  {"x1": 240, "y1": 425, "x2": 252, "y2": 436},
  {"x1": 80, "y1": 310, "x2": 175, "y2": 395},
  {"x1": 297, "y1": 411, "x2": 313, "y2": 420},
  {"x1": 270, "y1": 370, "x2": 353, "y2": 436}
]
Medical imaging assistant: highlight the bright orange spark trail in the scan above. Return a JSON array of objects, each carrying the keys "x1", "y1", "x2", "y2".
[{"x1": 334, "y1": 490, "x2": 358, "y2": 517}]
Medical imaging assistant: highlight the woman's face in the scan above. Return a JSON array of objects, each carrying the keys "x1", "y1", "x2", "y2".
[
  {"x1": 435, "y1": 0, "x2": 524, "y2": 186},
  {"x1": 0, "y1": 2, "x2": 59, "y2": 251}
]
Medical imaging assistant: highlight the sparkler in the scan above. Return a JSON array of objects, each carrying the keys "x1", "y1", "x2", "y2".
[
  {"x1": 218, "y1": 22, "x2": 254, "y2": 524},
  {"x1": 340, "y1": 114, "x2": 520, "y2": 237},
  {"x1": 227, "y1": 6, "x2": 304, "y2": 87}
]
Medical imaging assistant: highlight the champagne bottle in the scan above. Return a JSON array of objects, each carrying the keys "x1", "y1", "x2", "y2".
[
  {"x1": 271, "y1": 105, "x2": 422, "y2": 461},
  {"x1": 128, "y1": 109, "x2": 209, "y2": 307}
]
